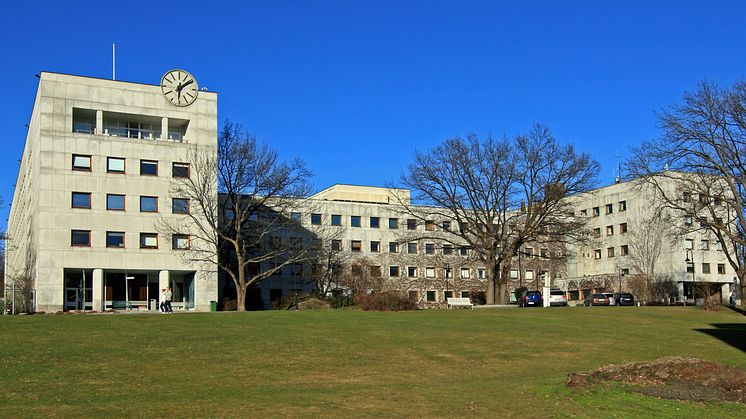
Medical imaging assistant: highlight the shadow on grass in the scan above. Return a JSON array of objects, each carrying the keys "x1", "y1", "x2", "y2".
[
  {"x1": 726, "y1": 305, "x2": 746, "y2": 316},
  {"x1": 695, "y1": 323, "x2": 746, "y2": 353}
]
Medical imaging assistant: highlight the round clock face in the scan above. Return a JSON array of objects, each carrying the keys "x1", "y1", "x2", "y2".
[{"x1": 160, "y1": 69, "x2": 199, "y2": 107}]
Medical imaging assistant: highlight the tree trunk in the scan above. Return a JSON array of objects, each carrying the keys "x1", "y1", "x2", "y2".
[
  {"x1": 486, "y1": 277, "x2": 496, "y2": 305},
  {"x1": 236, "y1": 285, "x2": 247, "y2": 312}
]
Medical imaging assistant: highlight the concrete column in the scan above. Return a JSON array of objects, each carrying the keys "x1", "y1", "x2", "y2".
[
  {"x1": 161, "y1": 117, "x2": 168, "y2": 140},
  {"x1": 159, "y1": 270, "x2": 170, "y2": 290},
  {"x1": 93, "y1": 269, "x2": 103, "y2": 311},
  {"x1": 677, "y1": 281, "x2": 685, "y2": 303},
  {"x1": 96, "y1": 110, "x2": 103, "y2": 135}
]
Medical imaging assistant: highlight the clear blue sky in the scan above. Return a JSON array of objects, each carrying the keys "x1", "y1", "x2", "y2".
[{"x1": 1, "y1": 1, "x2": 745, "y2": 228}]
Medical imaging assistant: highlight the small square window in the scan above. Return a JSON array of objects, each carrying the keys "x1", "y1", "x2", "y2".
[
  {"x1": 311, "y1": 213, "x2": 322, "y2": 225},
  {"x1": 619, "y1": 200, "x2": 627, "y2": 211},
  {"x1": 72, "y1": 154, "x2": 91, "y2": 171},
  {"x1": 370, "y1": 241, "x2": 381, "y2": 253},
  {"x1": 172, "y1": 162, "x2": 190, "y2": 178},
  {"x1": 607, "y1": 247, "x2": 615, "y2": 257},
  {"x1": 140, "y1": 196, "x2": 158, "y2": 212},
  {"x1": 702, "y1": 263, "x2": 710, "y2": 274},
  {"x1": 71, "y1": 192, "x2": 91, "y2": 209},
  {"x1": 594, "y1": 249, "x2": 602, "y2": 259},
  {"x1": 444, "y1": 290, "x2": 453, "y2": 300},
  {"x1": 620, "y1": 245, "x2": 629, "y2": 256},
  {"x1": 425, "y1": 243, "x2": 435, "y2": 254},
  {"x1": 408, "y1": 267, "x2": 418, "y2": 278},
  {"x1": 172, "y1": 234, "x2": 190, "y2": 250},
  {"x1": 140, "y1": 233, "x2": 159, "y2": 249},
  {"x1": 606, "y1": 225, "x2": 614, "y2": 236},
  {"x1": 605, "y1": 203, "x2": 613, "y2": 214},
  {"x1": 389, "y1": 218, "x2": 399, "y2": 229},
  {"x1": 370, "y1": 217, "x2": 380, "y2": 228},
  {"x1": 331, "y1": 240, "x2": 342, "y2": 252},
  {"x1": 459, "y1": 247, "x2": 468, "y2": 256},
  {"x1": 389, "y1": 242, "x2": 399, "y2": 253},
  {"x1": 407, "y1": 219, "x2": 417, "y2": 230},
  {"x1": 592, "y1": 207, "x2": 600, "y2": 217},
  {"x1": 407, "y1": 242, "x2": 417, "y2": 254},
  {"x1": 443, "y1": 244, "x2": 453, "y2": 255},
  {"x1": 140, "y1": 160, "x2": 158, "y2": 176},
  {"x1": 460, "y1": 268, "x2": 470, "y2": 279},
  {"x1": 351, "y1": 216, "x2": 361, "y2": 227},
  {"x1": 717, "y1": 264, "x2": 726, "y2": 274},
  {"x1": 71, "y1": 230, "x2": 91, "y2": 247},
  {"x1": 106, "y1": 231, "x2": 125, "y2": 248},
  {"x1": 351, "y1": 240, "x2": 362, "y2": 252},
  {"x1": 620, "y1": 223, "x2": 628, "y2": 234},
  {"x1": 106, "y1": 194, "x2": 125, "y2": 211},
  {"x1": 477, "y1": 268, "x2": 486, "y2": 279},
  {"x1": 425, "y1": 267, "x2": 435, "y2": 278},
  {"x1": 442, "y1": 221, "x2": 451, "y2": 231},
  {"x1": 291, "y1": 212, "x2": 301, "y2": 222},
  {"x1": 425, "y1": 221, "x2": 436, "y2": 231},
  {"x1": 107, "y1": 157, "x2": 125, "y2": 173},
  {"x1": 426, "y1": 290, "x2": 436, "y2": 302},
  {"x1": 444, "y1": 268, "x2": 453, "y2": 278},
  {"x1": 389, "y1": 266, "x2": 400, "y2": 277},
  {"x1": 172, "y1": 198, "x2": 190, "y2": 214},
  {"x1": 331, "y1": 214, "x2": 342, "y2": 226}
]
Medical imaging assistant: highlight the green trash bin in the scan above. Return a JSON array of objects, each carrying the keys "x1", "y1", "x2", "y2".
[{"x1": 210, "y1": 301, "x2": 217, "y2": 312}]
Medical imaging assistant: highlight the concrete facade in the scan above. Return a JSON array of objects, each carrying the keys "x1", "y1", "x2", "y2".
[{"x1": 6, "y1": 72, "x2": 218, "y2": 312}]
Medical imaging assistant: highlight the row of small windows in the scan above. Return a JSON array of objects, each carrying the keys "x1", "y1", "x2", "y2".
[
  {"x1": 72, "y1": 154, "x2": 190, "y2": 177},
  {"x1": 686, "y1": 262, "x2": 727, "y2": 275},
  {"x1": 593, "y1": 223, "x2": 628, "y2": 237},
  {"x1": 593, "y1": 245, "x2": 629, "y2": 259},
  {"x1": 684, "y1": 239, "x2": 723, "y2": 251},
  {"x1": 71, "y1": 230, "x2": 190, "y2": 250},
  {"x1": 309, "y1": 214, "x2": 449, "y2": 231},
  {"x1": 71, "y1": 192, "x2": 189, "y2": 214},
  {"x1": 343, "y1": 265, "x2": 487, "y2": 279},
  {"x1": 580, "y1": 200, "x2": 627, "y2": 217},
  {"x1": 333, "y1": 239, "x2": 470, "y2": 255}
]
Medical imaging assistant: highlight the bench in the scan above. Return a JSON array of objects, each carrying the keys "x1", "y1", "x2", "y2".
[{"x1": 447, "y1": 297, "x2": 473, "y2": 309}]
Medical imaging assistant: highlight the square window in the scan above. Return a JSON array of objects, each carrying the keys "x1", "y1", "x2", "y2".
[
  {"x1": 172, "y1": 162, "x2": 190, "y2": 178},
  {"x1": 702, "y1": 263, "x2": 711, "y2": 274},
  {"x1": 72, "y1": 154, "x2": 91, "y2": 171},
  {"x1": 580, "y1": 209, "x2": 588, "y2": 217},
  {"x1": 140, "y1": 196, "x2": 158, "y2": 212},
  {"x1": 510, "y1": 269, "x2": 518, "y2": 279},
  {"x1": 106, "y1": 194, "x2": 125, "y2": 211},
  {"x1": 478, "y1": 268, "x2": 486, "y2": 279},
  {"x1": 389, "y1": 242, "x2": 399, "y2": 253},
  {"x1": 370, "y1": 217, "x2": 380, "y2": 228},
  {"x1": 606, "y1": 225, "x2": 614, "y2": 236},
  {"x1": 620, "y1": 245, "x2": 629, "y2": 256},
  {"x1": 593, "y1": 228, "x2": 601, "y2": 237},
  {"x1": 71, "y1": 230, "x2": 91, "y2": 247},
  {"x1": 594, "y1": 249, "x2": 602, "y2": 259},
  {"x1": 540, "y1": 248, "x2": 548, "y2": 258},
  {"x1": 71, "y1": 192, "x2": 91, "y2": 209},
  {"x1": 685, "y1": 239, "x2": 694, "y2": 249},
  {"x1": 718, "y1": 263, "x2": 726, "y2": 274},
  {"x1": 524, "y1": 247, "x2": 533, "y2": 257},
  {"x1": 407, "y1": 242, "x2": 417, "y2": 254},
  {"x1": 425, "y1": 267, "x2": 435, "y2": 278},
  {"x1": 459, "y1": 247, "x2": 468, "y2": 256},
  {"x1": 426, "y1": 290, "x2": 436, "y2": 302},
  {"x1": 331, "y1": 239, "x2": 342, "y2": 251},
  {"x1": 525, "y1": 270, "x2": 534, "y2": 280},
  {"x1": 351, "y1": 240, "x2": 362, "y2": 252},
  {"x1": 388, "y1": 218, "x2": 399, "y2": 229},
  {"x1": 172, "y1": 198, "x2": 190, "y2": 214},
  {"x1": 620, "y1": 223, "x2": 628, "y2": 234},
  {"x1": 444, "y1": 290, "x2": 453, "y2": 299},
  {"x1": 172, "y1": 234, "x2": 189, "y2": 250},
  {"x1": 619, "y1": 200, "x2": 627, "y2": 211},
  {"x1": 460, "y1": 291, "x2": 470, "y2": 298},
  {"x1": 140, "y1": 160, "x2": 158, "y2": 176},
  {"x1": 592, "y1": 207, "x2": 600, "y2": 217},
  {"x1": 106, "y1": 231, "x2": 125, "y2": 248},
  {"x1": 607, "y1": 247, "x2": 615, "y2": 257},
  {"x1": 407, "y1": 219, "x2": 417, "y2": 230},
  {"x1": 107, "y1": 157, "x2": 125, "y2": 173},
  {"x1": 370, "y1": 241, "x2": 381, "y2": 252},
  {"x1": 425, "y1": 243, "x2": 435, "y2": 254},
  {"x1": 443, "y1": 244, "x2": 453, "y2": 255},
  {"x1": 442, "y1": 221, "x2": 451, "y2": 231},
  {"x1": 389, "y1": 266, "x2": 400, "y2": 277},
  {"x1": 311, "y1": 213, "x2": 322, "y2": 225},
  {"x1": 701, "y1": 240, "x2": 709, "y2": 250},
  {"x1": 444, "y1": 268, "x2": 453, "y2": 278},
  {"x1": 140, "y1": 233, "x2": 158, "y2": 249},
  {"x1": 331, "y1": 214, "x2": 342, "y2": 226},
  {"x1": 408, "y1": 267, "x2": 418, "y2": 278},
  {"x1": 351, "y1": 216, "x2": 361, "y2": 227},
  {"x1": 291, "y1": 212, "x2": 301, "y2": 222},
  {"x1": 606, "y1": 203, "x2": 613, "y2": 214},
  {"x1": 460, "y1": 268, "x2": 470, "y2": 279},
  {"x1": 425, "y1": 221, "x2": 436, "y2": 231}
]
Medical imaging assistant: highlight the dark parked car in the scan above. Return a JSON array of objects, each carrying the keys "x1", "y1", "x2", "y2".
[
  {"x1": 583, "y1": 293, "x2": 610, "y2": 306},
  {"x1": 520, "y1": 291, "x2": 543, "y2": 307},
  {"x1": 613, "y1": 293, "x2": 635, "y2": 306}
]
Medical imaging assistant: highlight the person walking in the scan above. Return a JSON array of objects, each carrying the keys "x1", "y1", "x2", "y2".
[
  {"x1": 159, "y1": 288, "x2": 167, "y2": 313},
  {"x1": 165, "y1": 287, "x2": 173, "y2": 313}
]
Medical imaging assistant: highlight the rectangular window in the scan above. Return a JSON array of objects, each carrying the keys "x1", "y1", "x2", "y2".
[
  {"x1": 686, "y1": 262, "x2": 694, "y2": 274},
  {"x1": 172, "y1": 234, "x2": 190, "y2": 250},
  {"x1": 140, "y1": 233, "x2": 158, "y2": 249},
  {"x1": 388, "y1": 218, "x2": 399, "y2": 229},
  {"x1": 716, "y1": 241, "x2": 723, "y2": 251},
  {"x1": 408, "y1": 267, "x2": 418, "y2": 278},
  {"x1": 107, "y1": 157, "x2": 125, "y2": 173},
  {"x1": 620, "y1": 245, "x2": 629, "y2": 256},
  {"x1": 389, "y1": 242, "x2": 399, "y2": 253},
  {"x1": 407, "y1": 242, "x2": 417, "y2": 254},
  {"x1": 460, "y1": 268, "x2": 470, "y2": 279},
  {"x1": 593, "y1": 228, "x2": 601, "y2": 238},
  {"x1": 606, "y1": 225, "x2": 614, "y2": 236},
  {"x1": 425, "y1": 267, "x2": 435, "y2": 278},
  {"x1": 71, "y1": 230, "x2": 91, "y2": 247},
  {"x1": 525, "y1": 270, "x2": 534, "y2": 280},
  {"x1": 426, "y1": 290, "x2": 436, "y2": 302},
  {"x1": 425, "y1": 221, "x2": 436, "y2": 231},
  {"x1": 351, "y1": 240, "x2": 362, "y2": 252},
  {"x1": 620, "y1": 223, "x2": 628, "y2": 234},
  {"x1": 331, "y1": 240, "x2": 342, "y2": 252},
  {"x1": 685, "y1": 239, "x2": 694, "y2": 249},
  {"x1": 718, "y1": 263, "x2": 726, "y2": 274},
  {"x1": 594, "y1": 249, "x2": 602, "y2": 259},
  {"x1": 351, "y1": 216, "x2": 361, "y2": 227},
  {"x1": 311, "y1": 213, "x2": 322, "y2": 225},
  {"x1": 389, "y1": 266, "x2": 400, "y2": 277},
  {"x1": 702, "y1": 263, "x2": 711, "y2": 274},
  {"x1": 605, "y1": 203, "x2": 613, "y2": 214},
  {"x1": 684, "y1": 216, "x2": 693, "y2": 226},
  {"x1": 478, "y1": 268, "x2": 486, "y2": 279},
  {"x1": 140, "y1": 196, "x2": 158, "y2": 212},
  {"x1": 444, "y1": 268, "x2": 453, "y2": 278},
  {"x1": 331, "y1": 214, "x2": 342, "y2": 226},
  {"x1": 460, "y1": 291, "x2": 470, "y2": 298},
  {"x1": 607, "y1": 247, "x2": 615, "y2": 257},
  {"x1": 443, "y1": 244, "x2": 453, "y2": 255},
  {"x1": 580, "y1": 209, "x2": 588, "y2": 217},
  {"x1": 172, "y1": 198, "x2": 190, "y2": 214},
  {"x1": 106, "y1": 231, "x2": 125, "y2": 248},
  {"x1": 442, "y1": 221, "x2": 451, "y2": 231},
  {"x1": 701, "y1": 240, "x2": 709, "y2": 250},
  {"x1": 619, "y1": 200, "x2": 627, "y2": 211},
  {"x1": 172, "y1": 162, "x2": 190, "y2": 178},
  {"x1": 72, "y1": 154, "x2": 92, "y2": 171},
  {"x1": 71, "y1": 192, "x2": 91, "y2": 209},
  {"x1": 425, "y1": 243, "x2": 435, "y2": 255},
  {"x1": 510, "y1": 269, "x2": 518, "y2": 279},
  {"x1": 140, "y1": 160, "x2": 158, "y2": 176},
  {"x1": 370, "y1": 217, "x2": 380, "y2": 228},
  {"x1": 407, "y1": 219, "x2": 417, "y2": 230},
  {"x1": 459, "y1": 247, "x2": 468, "y2": 256},
  {"x1": 370, "y1": 241, "x2": 380, "y2": 253},
  {"x1": 540, "y1": 248, "x2": 548, "y2": 258},
  {"x1": 683, "y1": 192, "x2": 691, "y2": 202},
  {"x1": 524, "y1": 247, "x2": 533, "y2": 257},
  {"x1": 592, "y1": 207, "x2": 600, "y2": 217},
  {"x1": 444, "y1": 290, "x2": 453, "y2": 300},
  {"x1": 106, "y1": 194, "x2": 125, "y2": 211},
  {"x1": 291, "y1": 212, "x2": 301, "y2": 222}
]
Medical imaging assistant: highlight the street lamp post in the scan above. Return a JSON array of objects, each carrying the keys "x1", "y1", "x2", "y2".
[
  {"x1": 619, "y1": 269, "x2": 624, "y2": 293},
  {"x1": 684, "y1": 248, "x2": 695, "y2": 306},
  {"x1": 445, "y1": 263, "x2": 450, "y2": 301}
]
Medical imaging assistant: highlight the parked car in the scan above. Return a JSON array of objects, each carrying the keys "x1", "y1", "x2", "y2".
[
  {"x1": 583, "y1": 293, "x2": 610, "y2": 306},
  {"x1": 613, "y1": 292, "x2": 635, "y2": 306},
  {"x1": 603, "y1": 293, "x2": 616, "y2": 306},
  {"x1": 549, "y1": 289, "x2": 568, "y2": 306},
  {"x1": 520, "y1": 291, "x2": 543, "y2": 307}
]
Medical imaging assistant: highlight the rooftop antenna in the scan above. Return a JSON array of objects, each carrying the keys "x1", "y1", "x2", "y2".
[
  {"x1": 614, "y1": 149, "x2": 622, "y2": 183},
  {"x1": 112, "y1": 43, "x2": 116, "y2": 80}
]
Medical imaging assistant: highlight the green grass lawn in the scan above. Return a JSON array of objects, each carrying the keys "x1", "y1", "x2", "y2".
[{"x1": 1, "y1": 306, "x2": 744, "y2": 418}]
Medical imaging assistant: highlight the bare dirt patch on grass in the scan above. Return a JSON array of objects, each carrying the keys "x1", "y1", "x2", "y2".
[{"x1": 566, "y1": 356, "x2": 746, "y2": 404}]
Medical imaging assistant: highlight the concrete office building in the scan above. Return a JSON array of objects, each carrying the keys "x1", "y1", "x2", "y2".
[{"x1": 6, "y1": 71, "x2": 219, "y2": 312}]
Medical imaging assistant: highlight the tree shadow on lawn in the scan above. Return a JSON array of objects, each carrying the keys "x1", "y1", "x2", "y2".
[{"x1": 695, "y1": 323, "x2": 746, "y2": 353}]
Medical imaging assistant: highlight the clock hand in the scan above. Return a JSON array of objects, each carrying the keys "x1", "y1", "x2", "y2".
[{"x1": 180, "y1": 79, "x2": 194, "y2": 89}]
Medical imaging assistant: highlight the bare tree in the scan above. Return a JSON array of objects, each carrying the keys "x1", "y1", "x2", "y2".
[
  {"x1": 627, "y1": 80, "x2": 746, "y2": 305},
  {"x1": 159, "y1": 121, "x2": 315, "y2": 311},
  {"x1": 399, "y1": 124, "x2": 599, "y2": 304}
]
